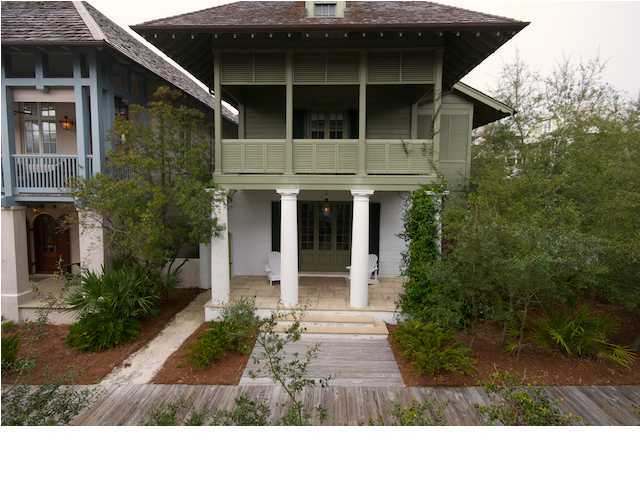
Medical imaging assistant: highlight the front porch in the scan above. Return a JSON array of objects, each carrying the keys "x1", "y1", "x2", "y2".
[{"x1": 206, "y1": 275, "x2": 404, "y2": 324}]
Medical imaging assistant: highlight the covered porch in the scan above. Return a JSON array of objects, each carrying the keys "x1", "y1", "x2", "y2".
[{"x1": 228, "y1": 275, "x2": 403, "y2": 313}]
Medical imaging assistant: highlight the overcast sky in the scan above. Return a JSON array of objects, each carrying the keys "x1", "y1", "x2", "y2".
[{"x1": 91, "y1": 0, "x2": 640, "y2": 99}]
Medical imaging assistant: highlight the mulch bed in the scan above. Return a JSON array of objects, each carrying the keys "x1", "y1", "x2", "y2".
[
  {"x1": 2, "y1": 288, "x2": 202, "y2": 385},
  {"x1": 388, "y1": 301, "x2": 640, "y2": 387},
  {"x1": 151, "y1": 324, "x2": 254, "y2": 385}
]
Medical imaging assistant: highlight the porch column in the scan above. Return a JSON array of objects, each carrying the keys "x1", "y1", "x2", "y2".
[
  {"x1": 77, "y1": 209, "x2": 105, "y2": 274},
  {"x1": 1, "y1": 76, "x2": 16, "y2": 197},
  {"x1": 278, "y1": 188, "x2": 299, "y2": 307},
  {"x1": 210, "y1": 192, "x2": 230, "y2": 305},
  {"x1": 350, "y1": 189, "x2": 374, "y2": 308},
  {"x1": 1, "y1": 206, "x2": 31, "y2": 322},
  {"x1": 198, "y1": 243, "x2": 212, "y2": 289}
]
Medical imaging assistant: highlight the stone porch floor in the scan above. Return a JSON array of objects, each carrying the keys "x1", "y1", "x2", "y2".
[{"x1": 229, "y1": 275, "x2": 404, "y2": 312}]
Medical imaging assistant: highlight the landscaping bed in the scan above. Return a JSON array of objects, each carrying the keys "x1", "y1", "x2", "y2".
[
  {"x1": 151, "y1": 323, "x2": 255, "y2": 385},
  {"x1": 389, "y1": 302, "x2": 640, "y2": 387},
  {"x1": 2, "y1": 288, "x2": 201, "y2": 385}
]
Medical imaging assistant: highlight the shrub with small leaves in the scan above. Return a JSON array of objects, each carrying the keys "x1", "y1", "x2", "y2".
[
  {"x1": 475, "y1": 372, "x2": 577, "y2": 426},
  {"x1": 1, "y1": 381, "x2": 94, "y2": 426},
  {"x1": 144, "y1": 394, "x2": 270, "y2": 426},
  {"x1": 186, "y1": 298, "x2": 258, "y2": 369},
  {"x1": 392, "y1": 320, "x2": 475, "y2": 376},
  {"x1": 1, "y1": 322, "x2": 20, "y2": 372},
  {"x1": 370, "y1": 397, "x2": 448, "y2": 426}
]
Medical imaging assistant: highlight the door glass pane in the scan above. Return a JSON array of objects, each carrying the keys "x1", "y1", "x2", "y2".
[
  {"x1": 329, "y1": 113, "x2": 344, "y2": 139},
  {"x1": 318, "y1": 209, "x2": 332, "y2": 250},
  {"x1": 335, "y1": 204, "x2": 351, "y2": 250},
  {"x1": 41, "y1": 104, "x2": 56, "y2": 118},
  {"x1": 310, "y1": 112, "x2": 325, "y2": 139},
  {"x1": 300, "y1": 204, "x2": 314, "y2": 249},
  {"x1": 42, "y1": 121, "x2": 57, "y2": 153},
  {"x1": 24, "y1": 120, "x2": 41, "y2": 154}
]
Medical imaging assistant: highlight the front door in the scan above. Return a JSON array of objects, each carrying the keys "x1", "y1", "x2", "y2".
[
  {"x1": 298, "y1": 202, "x2": 352, "y2": 272},
  {"x1": 33, "y1": 214, "x2": 71, "y2": 274}
]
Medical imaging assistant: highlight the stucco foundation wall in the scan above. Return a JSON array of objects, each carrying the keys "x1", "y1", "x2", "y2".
[
  {"x1": 374, "y1": 191, "x2": 407, "y2": 277},
  {"x1": 228, "y1": 190, "x2": 273, "y2": 276}
]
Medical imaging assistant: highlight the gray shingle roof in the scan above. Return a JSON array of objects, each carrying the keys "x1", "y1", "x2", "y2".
[
  {"x1": 135, "y1": 1, "x2": 526, "y2": 30},
  {"x1": 1, "y1": 1, "x2": 236, "y2": 121}
]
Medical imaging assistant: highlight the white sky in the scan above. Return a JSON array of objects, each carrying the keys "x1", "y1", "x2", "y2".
[{"x1": 92, "y1": 0, "x2": 640, "y2": 99}]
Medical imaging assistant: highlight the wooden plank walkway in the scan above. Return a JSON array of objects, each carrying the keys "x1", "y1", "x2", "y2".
[
  {"x1": 240, "y1": 335, "x2": 405, "y2": 387},
  {"x1": 70, "y1": 384, "x2": 640, "y2": 426}
]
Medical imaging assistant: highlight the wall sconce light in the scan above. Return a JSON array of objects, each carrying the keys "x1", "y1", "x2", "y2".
[
  {"x1": 59, "y1": 116, "x2": 75, "y2": 130},
  {"x1": 321, "y1": 193, "x2": 332, "y2": 218}
]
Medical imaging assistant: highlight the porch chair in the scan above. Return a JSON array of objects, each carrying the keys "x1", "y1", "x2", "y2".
[
  {"x1": 265, "y1": 251, "x2": 281, "y2": 285},
  {"x1": 346, "y1": 254, "x2": 379, "y2": 285}
]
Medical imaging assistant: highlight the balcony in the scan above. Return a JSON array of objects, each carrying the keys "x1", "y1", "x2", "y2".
[
  {"x1": 9, "y1": 154, "x2": 92, "y2": 195},
  {"x1": 219, "y1": 139, "x2": 434, "y2": 175}
]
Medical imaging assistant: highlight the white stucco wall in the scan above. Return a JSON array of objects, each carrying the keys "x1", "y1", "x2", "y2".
[
  {"x1": 374, "y1": 191, "x2": 408, "y2": 277},
  {"x1": 226, "y1": 189, "x2": 407, "y2": 278},
  {"x1": 228, "y1": 190, "x2": 274, "y2": 276}
]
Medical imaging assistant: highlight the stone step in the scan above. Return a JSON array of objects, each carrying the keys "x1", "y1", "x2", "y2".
[
  {"x1": 273, "y1": 320, "x2": 388, "y2": 335},
  {"x1": 299, "y1": 312, "x2": 379, "y2": 324}
]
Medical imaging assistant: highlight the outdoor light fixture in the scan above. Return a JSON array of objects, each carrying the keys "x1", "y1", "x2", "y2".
[
  {"x1": 321, "y1": 193, "x2": 332, "y2": 218},
  {"x1": 59, "y1": 116, "x2": 75, "y2": 130}
]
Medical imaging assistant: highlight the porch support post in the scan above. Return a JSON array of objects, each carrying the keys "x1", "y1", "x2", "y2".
[
  {"x1": 210, "y1": 191, "x2": 230, "y2": 305},
  {"x1": 199, "y1": 243, "x2": 212, "y2": 289},
  {"x1": 277, "y1": 188, "x2": 299, "y2": 307},
  {"x1": 1, "y1": 65, "x2": 16, "y2": 197},
  {"x1": 213, "y1": 51, "x2": 222, "y2": 175},
  {"x1": 432, "y1": 48, "x2": 444, "y2": 165},
  {"x1": 350, "y1": 189, "x2": 374, "y2": 308},
  {"x1": 77, "y1": 208, "x2": 105, "y2": 274},
  {"x1": 1, "y1": 206, "x2": 32, "y2": 322},
  {"x1": 285, "y1": 52, "x2": 294, "y2": 174},
  {"x1": 88, "y1": 52, "x2": 102, "y2": 175},
  {"x1": 358, "y1": 50, "x2": 367, "y2": 176},
  {"x1": 73, "y1": 56, "x2": 87, "y2": 178}
]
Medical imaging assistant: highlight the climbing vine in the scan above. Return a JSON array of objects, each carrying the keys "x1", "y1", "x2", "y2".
[{"x1": 399, "y1": 183, "x2": 448, "y2": 321}]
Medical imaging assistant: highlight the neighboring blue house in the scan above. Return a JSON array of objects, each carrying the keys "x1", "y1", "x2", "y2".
[{"x1": 0, "y1": 1, "x2": 236, "y2": 322}]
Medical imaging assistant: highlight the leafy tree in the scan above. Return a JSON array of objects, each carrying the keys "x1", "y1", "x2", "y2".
[{"x1": 72, "y1": 87, "x2": 222, "y2": 282}]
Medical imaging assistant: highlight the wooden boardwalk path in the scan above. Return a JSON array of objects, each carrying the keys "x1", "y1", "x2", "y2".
[
  {"x1": 71, "y1": 384, "x2": 640, "y2": 426},
  {"x1": 240, "y1": 335, "x2": 405, "y2": 387}
]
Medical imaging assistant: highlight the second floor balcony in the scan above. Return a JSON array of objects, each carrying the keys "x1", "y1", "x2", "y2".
[{"x1": 219, "y1": 138, "x2": 435, "y2": 175}]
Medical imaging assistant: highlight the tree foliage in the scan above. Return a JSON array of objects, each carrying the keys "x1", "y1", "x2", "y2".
[{"x1": 72, "y1": 87, "x2": 222, "y2": 279}]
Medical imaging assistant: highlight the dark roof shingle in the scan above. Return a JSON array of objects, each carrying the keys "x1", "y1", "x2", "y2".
[
  {"x1": 136, "y1": 1, "x2": 525, "y2": 30},
  {"x1": 1, "y1": 1, "x2": 236, "y2": 120}
]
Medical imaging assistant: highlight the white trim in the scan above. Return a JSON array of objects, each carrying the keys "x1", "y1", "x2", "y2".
[
  {"x1": 453, "y1": 82, "x2": 514, "y2": 115},
  {"x1": 73, "y1": 1, "x2": 105, "y2": 41}
]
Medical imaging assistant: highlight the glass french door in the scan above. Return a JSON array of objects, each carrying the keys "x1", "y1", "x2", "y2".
[{"x1": 298, "y1": 202, "x2": 352, "y2": 272}]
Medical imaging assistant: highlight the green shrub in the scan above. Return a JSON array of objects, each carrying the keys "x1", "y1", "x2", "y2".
[
  {"x1": 1, "y1": 332, "x2": 20, "y2": 371},
  {"x1": 392, "y1": 320, "x2": 475, "y2": 376},
  {"x1": 1, "y1": 382, "x2": 94, "y2": 426},
  {"x1": 533, "y1": 305, "x2": 636, "y2": 368},
  {"x1": 186, "y1": 298, "x2": 258, "y2": 369},
  {"x1": 476, "y1": 372, "x2": 577, "y2": 426},
  {"x1": 369, "y1": 398, "x2": 448, "y2": 426},
  {"x1": 144, "y1": 394, "x2": 270, "y2": 426},
  {"x1": 66, "y1": 265, "x2": 160, "y2": 352}
]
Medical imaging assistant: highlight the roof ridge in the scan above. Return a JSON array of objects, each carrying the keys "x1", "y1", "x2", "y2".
[
  {"x1": 134, "y1": 0, "x2": 241, "y2": 28},
  {"x1": 423, "y1": 0, "x2": 523, "y2": 25},
  {"x1": 73, "y1": 1, "x2": 105, "y2": 41}
]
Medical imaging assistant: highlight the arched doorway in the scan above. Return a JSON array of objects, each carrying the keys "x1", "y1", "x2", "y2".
[{"x1": 33, "y1": 214, "x2": 71, "y2": 274}]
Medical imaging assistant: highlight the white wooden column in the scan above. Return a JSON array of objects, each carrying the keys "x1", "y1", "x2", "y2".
[
  {"x1": 285, "y1": 52, "x2": 294, "y2": 174},
  {"x1": 350, "y1": 189, "x2": 374, "y2": 308},
  {"x1": 1, "y1": 206, "x2": 32, "y2": 322},
  {"x1": 278, "y1": 188, "x2": 299, "y2": 307},
  {"x1": 210, "y1": 193, "x2": 230, "y2": 305},
  {"x1": 199, "y1": 243, "x2": 212, "y2": 289},
  {"x1": 77, "y1": 208, "x2": 105, "y2": 274},
  {"x1": 358, "y1": 50, "x2": 367, "y2": 176}
]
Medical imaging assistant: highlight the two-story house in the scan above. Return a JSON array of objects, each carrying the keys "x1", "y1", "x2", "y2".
[
  {"x1": 1, "y1": 1, "x2": 237, "y2": 322},
  {"x1": 134, "y1": 1, "x2": 525, "y2": 323}
]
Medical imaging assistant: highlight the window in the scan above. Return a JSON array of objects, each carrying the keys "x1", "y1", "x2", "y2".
[
  {"x1": 306, "y1": 111, "x2": 347, "y2": 139},
  {"x1": 314, "y1": 2, "x2": 337, "y2": 17},
  {"x1": 328, "y1": 113, "x2": 344, "y2": 139},
  {"x1": 20, "y1": 103, "x2": 57, "y2": 154},
  {"x1": 309, "y1": 112, "x2": 326, "y2": 139}
]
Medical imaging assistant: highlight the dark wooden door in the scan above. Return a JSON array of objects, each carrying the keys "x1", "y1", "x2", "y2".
[{"x1": 33, "y1": 214, "x2": 71, "y2": 274}]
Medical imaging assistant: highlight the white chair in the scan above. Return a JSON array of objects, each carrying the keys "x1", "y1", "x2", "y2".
[
  {"x1": 346, "y1": 254, "x2": 379, "y2": 285},
  {"x1": 265, "y1": 251, "x2": 281, "y2": 285}
]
